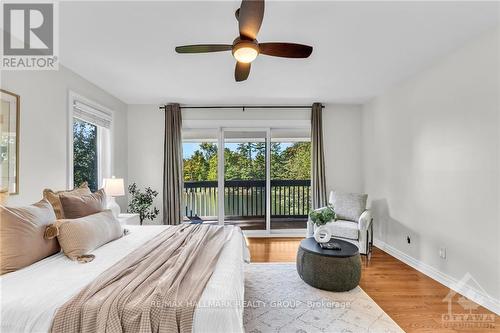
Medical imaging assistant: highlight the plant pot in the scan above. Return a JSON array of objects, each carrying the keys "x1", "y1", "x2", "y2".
[{"x1": 314, "y1": 225, "x2": 332, "y2": 243}]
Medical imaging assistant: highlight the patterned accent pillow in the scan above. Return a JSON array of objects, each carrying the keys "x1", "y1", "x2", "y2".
[
  {"x1": 43, "y1": 182, "x2": 91, "y2": 219},
  {"x1": 53, "y1": 210, "x2": 122, "y2": 260},
  {"x1": 331, "y1": 191, "x2": 367, "y2": 222},
  {"x1": 0, "y1": 199, "x2": 60, "y2": 275}
]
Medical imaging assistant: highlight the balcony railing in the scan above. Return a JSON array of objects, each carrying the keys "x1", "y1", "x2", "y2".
[{"x1": 183, "y1": 179, "x2": 311, "y2": 220}]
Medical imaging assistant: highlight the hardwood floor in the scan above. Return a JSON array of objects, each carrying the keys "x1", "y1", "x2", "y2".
[
  {"x1": 246, "y1": 237, "x2": 500, "y2": 333},
  {"x1": 246, "y1": 237, "x2": 303, "y2": 262}
]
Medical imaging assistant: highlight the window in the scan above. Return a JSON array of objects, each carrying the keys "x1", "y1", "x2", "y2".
[
  {"x1": 181, "y1": 126, "x2": 311, "y2": 233},
  {"x1": 270, "y1": 128, "x2": 311, "y2": 230},
  {"x1": 182, "y1": 129, "x2": 219, "y2": 223},
  {"x1": 73, "y1": 119, "x2": 98, "y2": 191},
  {"x1": 223, "y1": 130, "x2": 267, "y2": 230},
  {"x1": 181, "y1": 108, "x2": 312, "y2": 235},
  {"x1": 69, "y1": 93, "x2": 112, "y2": 191}
]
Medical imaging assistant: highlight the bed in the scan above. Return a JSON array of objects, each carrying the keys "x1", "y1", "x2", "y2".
[{"x1": 0, "y1": 225, "x2": 249, "y2": 333}]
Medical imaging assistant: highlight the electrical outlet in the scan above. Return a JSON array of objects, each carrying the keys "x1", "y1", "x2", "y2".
[
  {"x1": 439, "y1": 247, "x2": 446, "y2": 259},
  {"x1": 406, "y1": 236, "x2": 411, "y2": 244}
]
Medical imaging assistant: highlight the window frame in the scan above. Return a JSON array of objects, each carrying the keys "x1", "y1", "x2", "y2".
[
  {"x1": 181, "y1": 125, "x2": 311, "y2": 236},
  {"x1": 67, "y1": 91, "x2": 114, "y2": 190}
]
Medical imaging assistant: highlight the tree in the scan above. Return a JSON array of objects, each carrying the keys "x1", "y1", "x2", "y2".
[
  {"x1": 183, "y1": 141, "x2": 311, "y2": 182},
  {"x1": 184, "y1": 150, "x2": 208, "y2": 181},
  {"x1": 73, "y1": 120, "x2": 98, "y2": 191},
  {"x1": 184, "y1": 143, "x2": 218, "y2": 181},
  {"x1": 183, "y1": 141, "x2": 312, "y2": 218},
  {"x1": 199, "y1": 143, "x2": 217, "y2": 160},
  {"x1": 270, "y1": 143, "x2": 285, "y2": 179},
  {"x1": 252, "y1": 143, "x2": 266, "y2": 179},
  {"x1": 207, "y1": 154, "x2": 218, "y2": 180},
  {"x1": 224, "y1": 147, "x2": 242, "y2": 180},
  {"x1": 282, "y1": 142, "x2": 311, "y2": 179}
]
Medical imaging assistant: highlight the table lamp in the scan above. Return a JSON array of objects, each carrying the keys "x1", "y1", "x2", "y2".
[{"x1": 103, "y1": 177, "x2": 125, "y2": 217}]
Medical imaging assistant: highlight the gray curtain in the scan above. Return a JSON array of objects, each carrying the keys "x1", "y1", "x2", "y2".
[
  {"x1": 163, "y1": 103, "x2": 183, "y2": 225},
  {"x1": 311, "y1": 102, "x2": 327, "y2": 209}
]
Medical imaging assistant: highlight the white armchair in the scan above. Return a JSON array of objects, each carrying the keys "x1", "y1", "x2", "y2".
[{"x1": 307, "y1": 191, "x2": 373, "y2": 255}]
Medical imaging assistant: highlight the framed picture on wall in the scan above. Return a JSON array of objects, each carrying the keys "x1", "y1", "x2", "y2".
[{"x1": 0, "y1": 89, "x2": 20, "y2": 195}]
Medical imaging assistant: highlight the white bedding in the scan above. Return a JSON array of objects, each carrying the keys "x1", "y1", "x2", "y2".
[{"x1": 0, "y1": 225, "x2": 249, "y2": 333}]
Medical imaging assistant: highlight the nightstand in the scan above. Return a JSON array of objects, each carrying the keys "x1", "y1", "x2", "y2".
[{"x1": 117, "y1": 213, "x2": 140, "y2": 226}]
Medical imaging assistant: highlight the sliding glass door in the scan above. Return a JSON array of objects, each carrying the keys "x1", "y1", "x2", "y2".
[
  {"x1": 182, "y1": 129, "x2": 219, "y2": 224},
  {"x1": 270, "y1": 129, "x2": 311, "y2": 230},
  {"x1": 223, "y1": 130, "x2": 268, "y2": 230},
  {"x1": 182, "y1": 127, "x2": 309, "y2": 234}
]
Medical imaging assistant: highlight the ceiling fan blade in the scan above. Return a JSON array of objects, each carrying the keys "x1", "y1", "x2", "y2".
[
  {"x1": 235, "y1": 62, "x2": 251, "y2": 82},
  {"x1": 259, "y1": 43, "x2": 313, "y2": 58},
  {"x1": 175, "y1": 44, "x2": 232, "y2": 53},
  {"x1": 238, "y1": 0, "x2": 264, "y2": 40}
]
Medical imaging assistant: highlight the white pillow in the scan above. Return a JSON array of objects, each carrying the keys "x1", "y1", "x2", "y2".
[{"x1": 330, "y1": 191, "x2": 367, "y2": 222}]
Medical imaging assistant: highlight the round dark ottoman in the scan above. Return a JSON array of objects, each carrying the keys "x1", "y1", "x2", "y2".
[{"x1": 296, "y1": 238, "x2": 361, "y2": 292}]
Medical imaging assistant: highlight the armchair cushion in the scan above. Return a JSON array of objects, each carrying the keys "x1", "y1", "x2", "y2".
[
  {"x1": 329, "y1": 220, "x2": 359, "y2": 240},
  {"x1": 330, "y1": 191, "x2": 367, "y2": 222}
]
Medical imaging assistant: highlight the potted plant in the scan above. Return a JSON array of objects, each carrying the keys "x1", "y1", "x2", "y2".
[
  {"x1": 127, "y1": 183, "x2": 160, "y2": 225},
  {"x1": 309, "y1": 205, "x2": 336, "y2": 226},
  {"x1": 309, "y1": 206, "x2": 336, "y2": 243}
]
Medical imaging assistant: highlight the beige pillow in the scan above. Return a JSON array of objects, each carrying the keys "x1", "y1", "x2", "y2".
[
  {"x1": 59, "y1": 189, "x2": 106, "y2": 219},
  {"x1": 0, "y1": 200, "x2": 60, "y2": 275},
  {"x1": 43, "y1": 182, "x2": 91, "y2": 219},
  {"x1": 54, "y1": 210, "x2": 122, "y2": 260}
]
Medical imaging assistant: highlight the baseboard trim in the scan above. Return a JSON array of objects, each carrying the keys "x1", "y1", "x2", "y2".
[{"x1": 374, "y1": 238, "x2": 500, "y2": 315}]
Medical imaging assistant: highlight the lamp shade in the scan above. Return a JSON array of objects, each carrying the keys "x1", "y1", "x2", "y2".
[{"x1": 103, "y1": 178, "x2": 125, "y2": 197}]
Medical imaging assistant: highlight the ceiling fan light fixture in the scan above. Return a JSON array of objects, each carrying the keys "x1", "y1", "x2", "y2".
[
  {"x1": 175, "y1": 0, "x2": 313, "y2": 81},
  {"x1": 232, "y1": 42, "x2": 259, "y2": 63}
]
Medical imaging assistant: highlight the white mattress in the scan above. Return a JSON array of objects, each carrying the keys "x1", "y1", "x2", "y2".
[{"x1": 0, "y1": 225, "x2": 249, "y2": 333}]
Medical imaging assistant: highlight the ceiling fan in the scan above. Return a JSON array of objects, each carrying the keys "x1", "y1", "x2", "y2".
[{"x1": 175, "y1": 0, "x2": 313, "y2": 82}]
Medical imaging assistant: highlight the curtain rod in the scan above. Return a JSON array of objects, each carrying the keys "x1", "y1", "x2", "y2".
[{"x1": 159, "y1": 104, "x2": 323, "y2": 110}]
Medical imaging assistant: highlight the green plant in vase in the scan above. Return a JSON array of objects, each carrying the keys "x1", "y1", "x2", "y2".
[{"x1": 309, "y1": 205, "x2": 336, "y2": 226}]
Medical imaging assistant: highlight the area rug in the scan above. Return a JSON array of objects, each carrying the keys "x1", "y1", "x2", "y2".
[{"x1": 244, "y1": 263, "x2": 404, "y2": 333}]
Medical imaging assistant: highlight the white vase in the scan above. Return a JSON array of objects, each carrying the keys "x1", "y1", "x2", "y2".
[{"x1": 314, "y1": 225, "x2": 332, "y2": 243}]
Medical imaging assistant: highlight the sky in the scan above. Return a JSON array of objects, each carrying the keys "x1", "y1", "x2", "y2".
[{"x1": 183, "y1": 143, "x2": 202, "y2": 159}]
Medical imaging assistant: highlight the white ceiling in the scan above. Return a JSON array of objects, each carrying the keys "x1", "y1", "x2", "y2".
[{"x1": 60, "y1": 1, "x2": 499, "y2": 105}]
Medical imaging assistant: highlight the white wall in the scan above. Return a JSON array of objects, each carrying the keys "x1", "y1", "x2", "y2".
[
  {"x1": 362, "y1": 27, "x2": 499, "y2": 308},
  {"x1": 1, "y1": 65, "x2": 128, "y2": 208},
  {"x1": 323, "y1": 105, "x2": 363, "y2": 194},
  {"x1": 127, "y1": 104, "x2": 164, "y2": 223},
  {"x1": 127, "y1": 104, "x2": 363, "y2": 224}
]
